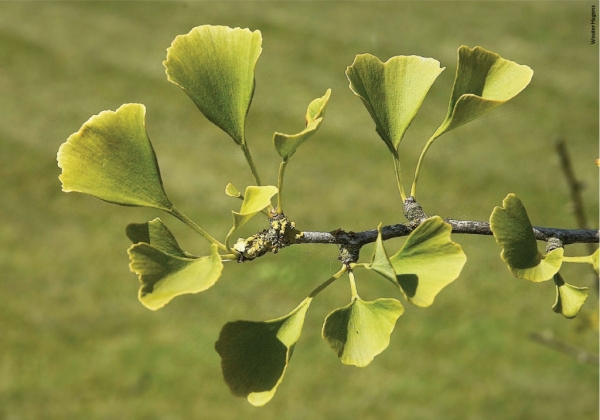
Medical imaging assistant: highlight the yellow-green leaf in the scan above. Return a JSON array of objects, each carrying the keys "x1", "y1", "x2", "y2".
[
  {"x1": 346, "y1": 54, "x2": 444, "y2": 153},
  {"x1": 215, "y1": 298, "x2": 312, "y2": 406},
  {"x1": 57, "y1": 103, "x2": 172, "y2": 211},
  {"x1": 490, "y1": 194, "x2": 563, "y2": 281},
  {"x1": 126, "y1": 217, "x2": 192, "y2": 258},
  {"x1": 552, "y1": 274, "x2": 589, "y2": 319},
  {"x1": 389, "y1": 216, "x2": 466, "y2": 307},
  {"x1": 433, "y1": 46, "x2": 533, "y2": 138},
  {"x1": 128, "y1": 242, "x2": 223, "y2": 310},
  {"x1": 322, "y1": 297, "x2": 403, "y2": 367},
  {"x1": 365, "y1": 223, "x2": 396, "y2": 284},
  {"x1": 225, "y1": 183, "x2": 241, "y2": 198},
  {"x1": 273, "y1": 89, "x2": 331, "y2": 160},
  {"x1": 231, "y1": 186, "x2": 278, "y2": 232},
  {"x1": 164, "y1": 25, "x2": 262, "y2": 144}
]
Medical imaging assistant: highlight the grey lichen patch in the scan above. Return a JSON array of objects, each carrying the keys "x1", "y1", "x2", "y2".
[
  {"x1": 546, "y1": 237, "x2": 564, "y2": 253},
  {"x1": 403, "y1": 196, "x2": 427, "y2": 222},
  {"x1": 233, "y1": 214, "x2": 301, "y2": 262}
]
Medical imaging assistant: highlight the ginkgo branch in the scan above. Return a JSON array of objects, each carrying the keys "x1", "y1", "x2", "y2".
[
  {"x1": 231, "y1": 210, "x2": 598, "y2": 265},
  {"x1": 297, "y1": 220, "x2": 599, "y2": 247}
]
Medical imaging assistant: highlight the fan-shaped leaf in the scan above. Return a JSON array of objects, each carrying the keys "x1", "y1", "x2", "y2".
[
  {"x1": 346, "y1": 54, "x2": 444, "y2": 153},
  {"x1": 552, "y1": 274, "x2": 589, "y2": 319},
  {"x1": 126, "y1": 217, "x2": 195, "y2": 258},
  {"x1": 433, "y1": 46, "x2": 533, "y2": 138},
  {"x1": 215, "y1": 298, "x2": 312, "y2": 406},
  {"x1": 366, "y1": 223, "x2": 396, "y2": 284},
  {"x1": 164, "y1": 25, "x2": 262, "y2": 144},
  {"x1": 128, "y1": 242, "x2": 223, "y2": 311},
  {"x1": 57, "y1": 103, "x2": 172, "y2": 210},
  {"x1": 389, "y1": 216, "x2": 466, "y2": 307},
  {"x1": 225, "y1": 183, "x2": 241, "y2": 198},
  {"x1": 322, "y1": 297, "x2": 403, "y2": 367},
  {"x1": 273, "y1": 89, "x2": 331, "y2": 160},
  {"x1": 232, "y1": 186, "x2": 278, "y2": 231},
  {"x1": 490, "y1": 194, "x2": 563, "y2": 281}
]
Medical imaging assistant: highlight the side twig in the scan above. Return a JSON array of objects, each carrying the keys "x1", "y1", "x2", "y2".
[
  {"x1": 555, "y1": 138, "x2": 598, "y2": 287},
  {"x1": 529, "y1": 331, "x2": 599, "y2": 366}
]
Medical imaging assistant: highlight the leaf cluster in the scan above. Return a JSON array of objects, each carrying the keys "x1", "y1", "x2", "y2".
[{"x1": 57, "y1": 25, "x2": 598, "y2": 406}]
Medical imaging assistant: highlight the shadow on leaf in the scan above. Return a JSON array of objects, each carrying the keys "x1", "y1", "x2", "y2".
[
  {"x1": 215, "y1": 320, "x2": 287, "y2": 397},
  {"x1": 396, "y1": 274, "x2": 419, "y2": 298}
]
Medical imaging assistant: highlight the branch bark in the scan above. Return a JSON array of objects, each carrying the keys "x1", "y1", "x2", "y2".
[
  {"x1": 297, "y1": 220, "x2": 599, "y2": 247},
  {"x1": 233, "y1": 199, "x2": 598, "y2": 263},
  {"x1": 296, "y1": 195, "x2": 598, "y2": 250}
]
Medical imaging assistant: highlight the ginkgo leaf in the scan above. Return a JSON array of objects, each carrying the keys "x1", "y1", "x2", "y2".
[
  {"x1": 273, "y1": 89, "x2": 331, "y2": 160},
  {"x1": 215, "y1": 298, "x2": 312, "y2": 406},
  {"x1": 128, "y1": 242, "x2": 223, "y2": 310},
  {"x1": 164, "y1": 25, "x2": 262, "y2": 144},
  {"x1": 346, "y1": 54, "x2": 444, "y2": 153},
  {"x1": 365, "y1": 223, "x2": 396, "y2": 284},
  {"x1": 432, "y1": 46, "x2": 533, "y2": 138},
  {"x1": 126, "y1": 218, "x2": 192, "y2": 258},
  {"x1": 389, "y1": 216, "x2": 467, "y2": 307},
  {"x1": 225, "y1": 183, "x2": 241, "y2": 198},
  {"x1": 231, "y1": 186, "x2": 278, "y2": 232},
  {"x1": 490, "y1": 194, "x2": 563, "y2": 281},
  {"x1": 57, "y1": 103, "x2": 172, "y2": 211},
  {"x1": 322, "y1": 297, "x2": 403, "y2": 367},
  {"x1": 552, "y1": 273, "x2": 589, "y2": 319}
]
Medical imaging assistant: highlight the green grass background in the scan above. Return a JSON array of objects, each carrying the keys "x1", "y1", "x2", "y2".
[{"x1": 1, "y1": 2, "x2": 598, "y2": 419}]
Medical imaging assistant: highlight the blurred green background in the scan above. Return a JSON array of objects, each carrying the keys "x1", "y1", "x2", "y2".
[{"x1": 1, "y1": 2, "x2": 598, "y2": 419}]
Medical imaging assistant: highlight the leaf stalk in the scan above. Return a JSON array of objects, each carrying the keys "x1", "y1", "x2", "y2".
[
  {"x1": 393, "y1": 152, "x2": 407, "y2": 202},
  {"x1": 241, "y1": 142, "x2": 262, "y2": 186},
  {"x1": 410, "y1": 134, "x2": 437, "y2": 198},
  {"x1": 308, "y1": 265, "x2": 348, "y2": 298},
  {"x1": 277, "y1": 159, "x2": 289, "y2": 215},
  {"x1": 348, "y1": 269, "x2": 359, "y2": 299},
  {"x1": 169, "y1": 206, "x2": 228, "y2": 252}
]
